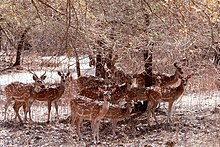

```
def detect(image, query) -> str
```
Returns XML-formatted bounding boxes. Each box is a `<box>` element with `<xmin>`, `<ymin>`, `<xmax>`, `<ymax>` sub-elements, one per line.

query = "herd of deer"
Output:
<box><xmin>2</xmin><ymin>58</ymin><xmax>191</xmax><ymax>144</ymax></box>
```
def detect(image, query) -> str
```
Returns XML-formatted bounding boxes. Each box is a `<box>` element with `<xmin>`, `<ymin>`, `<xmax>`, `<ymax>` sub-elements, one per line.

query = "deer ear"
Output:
<box><xmin>33</xmin><ymin>74</ymin><xmax>38</xmax><ymax>81</ymax></box>
<box><xmin>174</xmin><ymin>62</ymin><xmax>178</xmax><ymax>67</ymax></box>
<box><xmin>41</xmin><ymin>75</ymin><xmax>47</xmax><ymax>80</ymax></box>
<box><xmin>58</xmin><ymin>71</ymin><xmax>62</xmax><ymax>76</ymax></box>
<box><xmin>66</xmin><ymin>72</ymin><xmax>70</xmax><ymax>77</ymax></box>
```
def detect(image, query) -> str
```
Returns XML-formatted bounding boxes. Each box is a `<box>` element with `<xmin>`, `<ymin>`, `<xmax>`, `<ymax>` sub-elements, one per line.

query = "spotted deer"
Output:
<box><xmin>76</xmin><ymin>75</ymin><xmax>105</xmax><ymax>91</ymax></box>
<box><xmin>13</xmin><ymin>71</ymin><xmax>70</xmax><ymax>123</ymax></box>
<box><xmin>70</xmin><ymin>87</ymin><xmax>115</xmax><ymax>144</ymax></box>
<box><xmin>133</xmin><ymin>62</ymin><xmax>183</xmax><ymax>87</ymax></box>
<box><xmin>75</xmin><ymin>73</ymin><xmax>131</xmax><ymax>104</ymax></box>
<box><xmin>74</xmin><ymin>75</ymin><xmax>105</xmax><ymax>99</ymax></box>
<box><xmin>13</xmin><ymin>101</ymin><xmax>26</xmax><ymax>121</ymax></box>
<box><xmin>104</xmin><ymin>102</ymin><xmax>133</xmax><ymax>136</ymax></box>
<box><xmin>4</xmin><ymin>72</ymin><xmax>47</xmax><ymax>123</ymax></box>
<box><xmin>145</xmin><ymin>75</ymin><xmax>191</xmax><ymax>125</ymax></box>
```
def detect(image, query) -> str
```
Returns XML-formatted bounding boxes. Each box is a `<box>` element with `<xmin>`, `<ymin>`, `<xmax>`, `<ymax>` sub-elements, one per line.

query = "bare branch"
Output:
<box><xmin>37</xmin><ymin>0</ymin><xmax>66</xmax><ymax>16</ymax></box>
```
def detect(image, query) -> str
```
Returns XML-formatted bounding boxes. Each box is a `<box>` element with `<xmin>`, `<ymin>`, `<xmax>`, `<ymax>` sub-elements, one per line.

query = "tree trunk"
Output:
<box><xmin>213</xmin><ymin>44</ymin><xmax>220</xmax><ymax>66</ymax></box>
<box><xmin>95</xmin><ymin>53</ymin><xmax>102</xmax><ymax>76</ymax></box>
<box><xmin>0</xmin><ymin>26</ymin><xmax>2</xmax><ymax>51</ymax></box>
<box><xmin>144</xmin><ymin>50</ymin><xmax>153</xmax><ymax>86</ymax></box>
<box><xmin>133</xmin><ymin>49</ymin><xmax>153</xmax><ymax>113</ymax></box>
<box><xmin>13</xmin><ymin>28</ymin><xmax>30</xmax><ymax>67</ymax></box>
<box><xmin>73</xmin><ymin>47</ymin><xmax>81</xmax><ymax>78</ymax></box>
<box><xmin>141</xmin><ymin>49</ymin><xmax>152</xmax><ymax>111</ymax></box>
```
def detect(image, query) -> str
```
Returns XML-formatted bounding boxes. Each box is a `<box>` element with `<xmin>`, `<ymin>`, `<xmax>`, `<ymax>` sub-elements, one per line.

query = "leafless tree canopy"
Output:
<box><xmin>0</xmin><ymin>0</ymin><xmax>219</xmax><ymax>86</ymax></box>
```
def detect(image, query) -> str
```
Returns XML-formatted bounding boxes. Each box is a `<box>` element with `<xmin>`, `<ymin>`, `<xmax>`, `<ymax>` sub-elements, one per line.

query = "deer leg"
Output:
<box><xmin>152</xmin><ymin>110</ymin><xmax>158</xmax><ymax>125</ymax></box>
<box><xmin>75</xmin><ymin>117</ymin><xmax>82</xmax><ymax>141</ymax></box>
<box><xmin>24</xmin><ymin>100</ymin><xmax>30</xmax><ymax>122</ymax></box>
<box><xmin>4</xmin><ymin>97</ymin><xmax>12</xmax><ymax>120</ymax></box>
<box><xmin>13</xmin><ymin>101</ymin><xmax>23</xmax><ymax>121</ymax></box>
<box><xmin>70</xmin><ymin>110</ymin><xmax>76</xmax><ymax>127</ymax></box>
<box><xmin>13</xmin><ymin>101</ymin><xmax>19</xmax><ymax>121</ymax></box>
<box><xmin>28</xmin><ymin>100</ymin><xmax>34</xmax><ymax>122</ymax></box>
<box><xmin>167</xmin><ymin>101</ymin><xmax>174</xmax><ymax>124</ymax></box>
<box><xmin>16</xmin><ymin>110</ymin><xmax>23</xmax><ymax>124</ymax></box>
<box><xmin>13</xmin><ymin>101</ymin><xmax>23</xmax><ymax>123</ymax></box>
<box><xmin>152</xmin><ymin>102</ymin><xmax>159</xmax><ymax>125</ymax></box>
<box><xmin>54</xmin><ymin>100</ymin><xmax>59</xmax><ymax>120</ymax></box>
<box><xmin>91</xmin><ymin>120</ymin><xmax>94</xmax><ymax>134</ymax></box>
<box><xmin>92</xmin><ymin>120</ymin><xmax>98</xmax><ymax>144</ymax></box>
<box><xmin>22</xmin><ymin>103</ymin><xmax>26</xmax><ymax>117</ymax></box>
<box><xmin>96</xmin><ymin>121</ymin><xmax>101</xmax><ymax>143</ymax></box>
<box><xmin>112</xmin><ymin>120</ymin><xmax>117</xmax><ymax>136</ymax></box>
<box><xmin>146</xmin><ymin>101</ymin><xmax>153</xmax><ymax>126</ymax></box>
<box><xmin>47</xmin><ymin>101</ymin><xmax>52</xmax><ymax>123</ymax></box>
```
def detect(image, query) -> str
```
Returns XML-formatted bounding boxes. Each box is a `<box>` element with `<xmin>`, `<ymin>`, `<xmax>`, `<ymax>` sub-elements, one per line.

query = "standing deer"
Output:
<box><xmin>74</xmin><ymin>73</ymin><xmax>131</xmax><ymax>104</ymax></box>
<box><xmin>104</xmin><ymin>102</ymin><xmax>133</xmax><ymax>136</ymax></box>
<box><xmin>133</xmin><ymin>62</ymin><xmax>183</xmax><ymax>87</ymax></box>
<box><xmin>4</xmin><ymin>72</ymin><xmax>47</xmax><ymax>123</ymax></box>
<box><xmin>70</xmin><ymin>87</ymin><xmax>115</xmax><ymax>144</ymax></box>
<box><xmin>145</xmin><ymin>75</ymin><xmax>191</xmax><ymax>125</ymax></box>
<box><xmin>13</xmin><ymin>100</ymin><xmax>26</xmax><ymax>121</ymax></box>
<box><xmin>13</xmin><ymin>71</ymin><xmax>70</xmax><ymax>123</ymax></box>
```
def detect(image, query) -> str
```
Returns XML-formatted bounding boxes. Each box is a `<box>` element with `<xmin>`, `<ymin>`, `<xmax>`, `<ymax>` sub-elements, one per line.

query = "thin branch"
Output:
<box><xmin>191</xmin><ymin>0</ymin><xmax>215</xmax><ymax>45</ymax></box>
<box><xmin>0</xmin><ymin>26</ymin><xmax>16</xmax><ymax>49</ymax></box>
<box><xmin>159</xmin><ymin>2</ymin><xmax>185</xmax><ymax>29</ymax></box>
<box><xmin>31</xmin><ymin>0</ymin><xmax>43</xmax><ymax>24</ymax></box>
<box><xmin>142</xmin><ymin>0</ymin><xmax>169</xmax><ymax>29</ymax></box>
<box><xmin>37</xmin><ymin>0</ymin><xmax>66</xmax><ymax>16</ymax></box>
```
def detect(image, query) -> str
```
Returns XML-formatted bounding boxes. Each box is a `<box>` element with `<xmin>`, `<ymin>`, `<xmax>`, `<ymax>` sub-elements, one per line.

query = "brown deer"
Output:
<box><xmin>133</xmin><ymin>62</ymin><xmax>183</xmax><ymax>87</ymax></box>
<box><xmin>13</xmin><ymin>101</ymin><xmax>26</xmax><ymax>121</ymax></box>
<box><xmin>76</xmin><ymin>75</ymin><xmax>105</xmax><ymax>91</ymax></box>
<box><xmin>70</xmin><ymin>87</ymin><xmax>115</xmax><ymax>144</ymax></box>
<box><xmin>4</xmin><ymin>72</ymin><xmax>47</xmax><ymax>123</ymax></box>
<box><xmin>78</xmin><ymin>82</ymin><xmax>130</xmax><ymax>104</ymax></box>
<box><xmin>145</xmin><ymin>75</ymin><xmax>191</xmax><ymax>125</ymax></box>
<box><xmin>104</xmin><ymin>102</ymin><xmax>133</xmax><ymax>136</ymax></box>
<box><xmin>13</xmin><ymin>71</ymin><xmax>70</xmax><ymax>123</ymax></box>
<box><xmin>74</xmin><ymin>73</ymin><xmax>131</xmax><ymax>104</ymax></box>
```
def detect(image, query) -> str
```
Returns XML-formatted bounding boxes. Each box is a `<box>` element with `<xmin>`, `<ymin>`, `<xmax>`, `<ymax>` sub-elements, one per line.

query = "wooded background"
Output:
<box><xmin>0</xmin><ymin>0</ymin><xmax>219</xmax><ymax>82</ymax></box>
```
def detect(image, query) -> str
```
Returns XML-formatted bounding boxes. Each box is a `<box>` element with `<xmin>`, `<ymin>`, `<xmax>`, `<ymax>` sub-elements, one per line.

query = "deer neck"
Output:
<box><xmin>31</xmin><ymin>83</ymin><xmax>42</xmax><ymax>93</ymax></box>
<box><xmin>99</xmin><ymin>95</ymin><xmax>110</xmax><ymax>117</ymax></box>
<box><xmin>161</xmin><ymin>79</ymin><xmax>185</xmax><ymax>101</ymax></box>
<box><xmin>170</xmin><ymin>70</ymin><xmax>178</xmax><ymax>82</ymax></box>
<box><xmin>172</xmin><ymin>79</ymin><xmax>185</xmax><ymax>98</ymax></box>
<box><xmin>56</xmin><ymin>81</ymin><xmax>66</xmax><ymax>96</ymax></box>
<box><xmin>30</xmin><ymin>84</ymin><xmax>41</xmax><ymax>98</ymax></box>
<box><xmin>123</xmin><ymin>105</ymin><xmax>132</xmax><ymax>116</ymax></box>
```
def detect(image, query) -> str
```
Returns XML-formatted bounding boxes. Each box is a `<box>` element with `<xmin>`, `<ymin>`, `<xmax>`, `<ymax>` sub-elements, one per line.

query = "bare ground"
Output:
<box><xmin>0</xmin><ymin>61</ymin><xmax>219</xmax><ymax>146</ymax></box>
<box><xmin>0</xmin><ymin>92</ymin><xmax>220</xmax><ymax>147</ymax></box>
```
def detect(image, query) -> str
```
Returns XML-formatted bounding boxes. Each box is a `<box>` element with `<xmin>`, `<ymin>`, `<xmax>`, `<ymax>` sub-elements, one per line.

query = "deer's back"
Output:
<box><xmin>5</xmin><ymin>82</ymin><xmax>32</xmax><ymax>98</ymax></box>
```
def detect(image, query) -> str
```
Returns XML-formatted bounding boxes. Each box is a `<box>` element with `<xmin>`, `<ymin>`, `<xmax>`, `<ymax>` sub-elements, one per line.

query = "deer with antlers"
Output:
<box><xmin>70</xmin><ymin>87</ymin><xmax>115</xmax><ymax>144</ymax></box>
<box><xmin>4</xmin><ymin>72</ymin><xmax>47</xmax><ymax>123</ymax></box>
<box><xmin>145</xmin><ymin>74</ymin><xmax>191</xmax><ymax>125</ymax></box>
<box><xmin>12</xmin><ymin>71</ymin><xmax>70</xmax><ymax>123</ymax></box>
